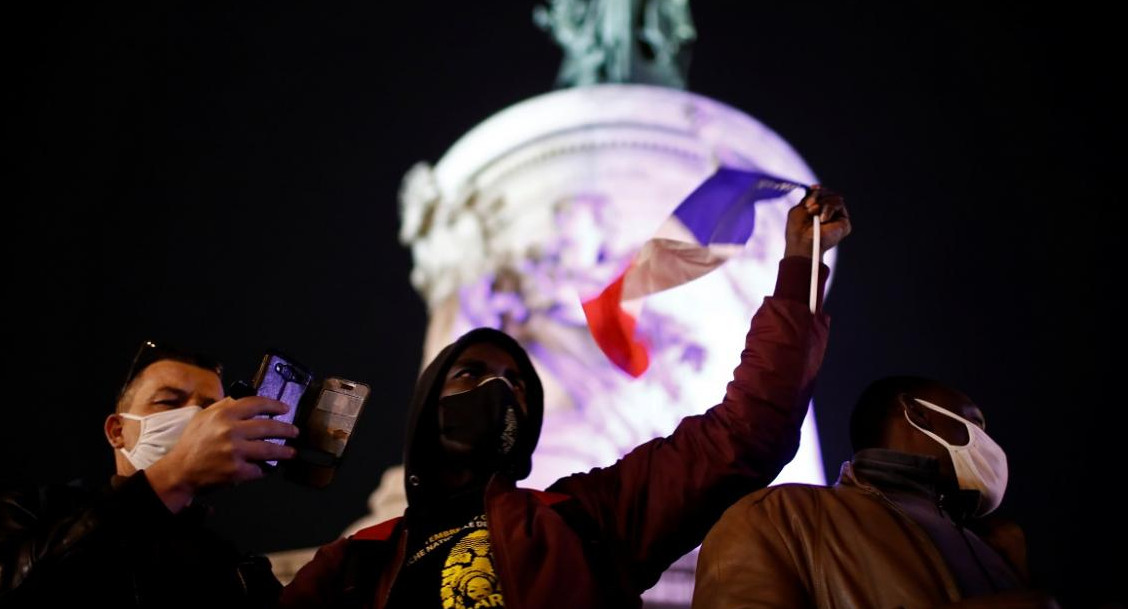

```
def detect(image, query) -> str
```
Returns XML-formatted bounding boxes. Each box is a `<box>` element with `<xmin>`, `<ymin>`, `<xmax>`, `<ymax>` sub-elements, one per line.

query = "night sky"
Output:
<box><xmin>2</xmin><ymin>2</ymin><xmax>1121</xmax><ymax>607</ymax></box>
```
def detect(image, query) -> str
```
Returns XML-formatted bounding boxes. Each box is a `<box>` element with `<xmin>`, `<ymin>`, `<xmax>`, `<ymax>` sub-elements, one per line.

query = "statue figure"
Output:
<box><xmin>534</xmin><ymin>0</ymin><xmax>696</xmax><ymax>89</ymax></box>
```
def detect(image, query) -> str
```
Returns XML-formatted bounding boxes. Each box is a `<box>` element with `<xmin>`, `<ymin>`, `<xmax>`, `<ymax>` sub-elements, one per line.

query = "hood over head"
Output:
<box><xmin>401</xmin><ymin>327</ymin><xmax>544</xmax><ymax>504</ymax></box>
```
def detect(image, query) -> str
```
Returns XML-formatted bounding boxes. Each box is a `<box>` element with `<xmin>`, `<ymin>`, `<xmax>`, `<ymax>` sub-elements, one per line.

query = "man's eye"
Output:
<box><xmin>504</xmin><ymin>374</ymin><xmax>525</xmax><ymax>391</ymax></box>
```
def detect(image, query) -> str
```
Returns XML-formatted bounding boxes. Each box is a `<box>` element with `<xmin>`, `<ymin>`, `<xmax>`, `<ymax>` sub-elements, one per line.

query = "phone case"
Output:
<box><xmin>304</xmin><ymin>377</ymin><xmax>371</xmax><ymax>459</ymax></box>
<box><xmin>251</xmin><ymin>349</ymin><xmax>313</xmax><ymax>466</ymax></box>
<box><xmin>285</xmin><ymin>376</ymin><xmax>371</xmax><ymax>488</ymax></box>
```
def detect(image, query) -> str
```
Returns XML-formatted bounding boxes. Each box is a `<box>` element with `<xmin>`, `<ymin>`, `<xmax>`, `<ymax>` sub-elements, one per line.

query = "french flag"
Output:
<box><xmin>581</xmin><ymin>166</ymin><xmax>809</xmax><ymax>377</ymax></box>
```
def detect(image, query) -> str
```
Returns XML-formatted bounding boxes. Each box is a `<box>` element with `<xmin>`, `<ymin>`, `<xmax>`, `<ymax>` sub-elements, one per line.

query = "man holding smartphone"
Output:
<box><xmin>0</xmin><ymin>340</ymin><xmax>300</xmax><ymax>608</ymax></box>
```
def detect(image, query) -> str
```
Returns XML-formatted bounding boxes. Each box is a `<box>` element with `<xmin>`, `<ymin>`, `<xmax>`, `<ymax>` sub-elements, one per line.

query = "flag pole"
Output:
<box><xmin>809</xmin><ymin>215</ymin><xmax>820</xmax><ymax>314</ymax></box>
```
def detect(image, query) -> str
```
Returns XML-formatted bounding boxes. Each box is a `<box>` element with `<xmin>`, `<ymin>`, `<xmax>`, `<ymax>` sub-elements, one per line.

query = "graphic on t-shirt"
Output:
<box><xmin>440</xmin><ymin>528</ymin><xmax>505</xmax><ymax>609</ymax></box>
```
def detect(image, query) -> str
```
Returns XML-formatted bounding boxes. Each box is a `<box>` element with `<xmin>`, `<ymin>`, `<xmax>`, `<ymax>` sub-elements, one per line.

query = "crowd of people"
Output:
<box><xmin>1</xmin><ymin>187</ymin><xmax>1064</xmax><ymax>608</ymax></box>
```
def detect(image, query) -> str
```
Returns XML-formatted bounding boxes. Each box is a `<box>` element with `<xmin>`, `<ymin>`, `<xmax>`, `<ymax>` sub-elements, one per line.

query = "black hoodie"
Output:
<box><xmin>384</xmin><ymin>328</ymin><xmax>546</xmax><ymax>608</ymax></box>
<box><xmin>399</xmin><ymin>327</ymin><xmax>545</xmax><ymax>508</ymax></box>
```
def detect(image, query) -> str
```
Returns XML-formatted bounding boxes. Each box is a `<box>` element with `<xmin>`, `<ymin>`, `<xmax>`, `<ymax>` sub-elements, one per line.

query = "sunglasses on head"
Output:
<box><xmin>117</xmin><ymin>340</ymin><xmax>224</xmax><ymax>403</ymax></box>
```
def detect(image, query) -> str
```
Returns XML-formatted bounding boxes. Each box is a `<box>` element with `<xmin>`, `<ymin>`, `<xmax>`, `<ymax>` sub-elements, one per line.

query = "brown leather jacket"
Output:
<box><xmin>693</xmin><ymin>458</ymin><xmax>1060</xmax><ymax>609</ymax></box>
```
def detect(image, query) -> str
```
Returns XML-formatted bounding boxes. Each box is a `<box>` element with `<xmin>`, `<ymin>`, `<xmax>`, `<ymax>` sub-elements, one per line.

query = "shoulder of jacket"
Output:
<box><xmin>732</xmin><ymin>482</ymin><xmax>832</xmax><ymax>511</ymax></box>
<box><xmin>528</xmin><ymin>489</ymin><xmax>571</xmax><ymax>506</ymax></box>
<box><xmin>348</xmin><ymin>490</ymin><xmax>572</xmax><ymax>543</ymax></box>
<box><xmin>349</xmin><ymin>516</ymin><xmax>403</xmax><ymax>542</ymax></box>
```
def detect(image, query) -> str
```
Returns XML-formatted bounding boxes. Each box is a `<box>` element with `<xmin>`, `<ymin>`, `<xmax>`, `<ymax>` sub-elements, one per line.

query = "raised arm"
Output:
<box><xmin>548</xmin><ymin>188</ymin><xmax>851</xmax><ymax>590</ymax></box>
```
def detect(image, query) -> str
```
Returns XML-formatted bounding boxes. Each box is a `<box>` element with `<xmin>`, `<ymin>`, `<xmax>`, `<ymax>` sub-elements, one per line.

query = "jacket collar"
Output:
<box><xmin>838</xmin><ymin>448</ymin><xmax>979</xmax><ymax>525</ymax></box>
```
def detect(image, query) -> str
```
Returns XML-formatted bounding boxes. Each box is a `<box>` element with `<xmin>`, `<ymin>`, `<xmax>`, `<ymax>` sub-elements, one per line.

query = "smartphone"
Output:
<box><xmin>251</xmin><ymin>350</ymin><xmax>313</xmax><ymax>467</ymax></box>
<box><xmin>286</xmin><ymin>376</ymin><xmax>371</xmax><ymax>487</ymax></box>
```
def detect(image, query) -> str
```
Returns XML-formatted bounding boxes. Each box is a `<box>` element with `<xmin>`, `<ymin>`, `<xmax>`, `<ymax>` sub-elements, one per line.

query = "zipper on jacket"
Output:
<box><xmin>957</xmin><ymin>523</ymin><xmax>1001</xmax><ymax>593</ymax></box>
<box><xmin>381</xmin><ymin>529</ymin><xmax>408</xmax><ymax>609</ymax></box>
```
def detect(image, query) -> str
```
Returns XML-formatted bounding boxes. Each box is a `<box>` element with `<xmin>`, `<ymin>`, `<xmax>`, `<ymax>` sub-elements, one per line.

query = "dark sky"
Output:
<box><xmin>2</xmin><ymin>2</ymin><xmax>1121</xmax><ymax>607</ymax></box>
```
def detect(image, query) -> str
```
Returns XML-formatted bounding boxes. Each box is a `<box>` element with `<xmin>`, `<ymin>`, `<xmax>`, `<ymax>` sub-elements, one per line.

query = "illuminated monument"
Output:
<box><xmin>274</xmin><ymin>1</ymin><xmax>839</xmax><ymax>606</ymax></box>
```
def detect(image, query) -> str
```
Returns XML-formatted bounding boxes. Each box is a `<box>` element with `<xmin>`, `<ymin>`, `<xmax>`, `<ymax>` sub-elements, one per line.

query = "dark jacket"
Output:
<box><xmin>692</xmin><ymin>449</ymin><xmax>1060</xmax><ymax>609</ymax></box>
<box><xmin>0</xmin><ymin>471</ymin><xmax>281</xmax><ymax>608</ymax></box>
<box><xmin>280</xmin><ymin>257</ymin><xmax>830</xmax><ymax>609</ymax></box>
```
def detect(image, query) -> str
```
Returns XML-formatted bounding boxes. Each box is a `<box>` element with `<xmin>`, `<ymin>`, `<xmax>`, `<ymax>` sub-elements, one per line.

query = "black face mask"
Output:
<box><xmin>437</xmin><ymin>377</ymin><xmax>524</xmax><ymax>467</ymax></box>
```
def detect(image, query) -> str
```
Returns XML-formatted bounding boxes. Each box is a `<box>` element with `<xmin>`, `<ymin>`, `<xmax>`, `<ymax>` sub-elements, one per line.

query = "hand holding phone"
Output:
<box><xmin>250</xmin><ymin>350</ymin><xmax>312</xmax><ymax>468</ymax></box>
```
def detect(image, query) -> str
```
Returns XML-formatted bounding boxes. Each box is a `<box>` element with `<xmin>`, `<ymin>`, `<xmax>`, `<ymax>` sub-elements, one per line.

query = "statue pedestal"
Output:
<box><xmin>272</xmin><ymin>83</ymin><xmax>836</xmax><ymax>608</ymax></box>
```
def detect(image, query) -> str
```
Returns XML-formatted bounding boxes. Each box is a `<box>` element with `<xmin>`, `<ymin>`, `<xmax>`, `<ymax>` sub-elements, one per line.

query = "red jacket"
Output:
<box><xmin>280</xmin><ymin>258</ymin><xmax>830</xmax><ymax>609</ymax></box>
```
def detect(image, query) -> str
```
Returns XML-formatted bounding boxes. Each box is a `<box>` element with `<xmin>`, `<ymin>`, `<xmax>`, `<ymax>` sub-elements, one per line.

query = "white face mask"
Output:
<box><xmin>119</xmin><ymin>406</ymin><xmax>202</xmax><ymax>470</ymax></box>
<box><xmin>904</xmin><ymin>398</ymin><xmax>1008</xmax><ymax>517</ymax></box>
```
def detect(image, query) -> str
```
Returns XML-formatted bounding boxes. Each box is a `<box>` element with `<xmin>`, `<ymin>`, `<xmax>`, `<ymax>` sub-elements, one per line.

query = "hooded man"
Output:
<box><xmin>280</xmin><ymin>186</ymin><xmax>851</xmax><ymax>609</ymax></box>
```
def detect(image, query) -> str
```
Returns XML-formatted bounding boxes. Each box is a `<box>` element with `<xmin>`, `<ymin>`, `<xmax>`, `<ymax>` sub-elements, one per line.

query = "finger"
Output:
<box><xmin>814</xmin><ymin>187</ymin><xmax>840</xmax><ymax>203</ymax></box>
<box><xmin>800</xmin><ymin>183</ymin><xmax>818</xmax><ymax>203</ymax></box>
<box><xmin>240</xmin><ymin>439</ymin><xmax>298</xmax><ymax>464</ymax></box>
<box><xmin>821</xmin><ymin>199</ymin><xmax>840</xmax><ymax>222</ymax></box>
<box><xmin>803</xmin><ymin>184</ymin><xmax>822</xmax><ymax>212</ymax></box>
<box><xmin>227</xmin><ymin>396</ymin><xmax>294</xmax><ymax>419</ymax></box>
<box><xmin>815</xmin><ymin>190</ymin><xmax>845</xmax><ymax>222</ymax></box>
<box><xmin>826</xmin><ymin>202</ymin><xmax>849</xmax><ymax>224</ymax></box>
<box><xmin>240</xmin><ymin>418</ymin><xmax>300</xmax><ymax>441</ymax></box>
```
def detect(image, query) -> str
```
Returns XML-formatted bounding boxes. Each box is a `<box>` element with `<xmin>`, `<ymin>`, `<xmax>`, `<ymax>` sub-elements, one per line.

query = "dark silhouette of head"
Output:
<box><xmin>850</xmin><ymin>375</ymin><xmax>986</xmax><ymax>485</ymax></box>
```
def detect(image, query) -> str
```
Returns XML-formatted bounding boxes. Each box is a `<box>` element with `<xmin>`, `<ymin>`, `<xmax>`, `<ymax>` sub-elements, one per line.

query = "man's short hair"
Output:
<box><xmin>115</xmin><ymin>340</ymin><xmax>224</xmax><ymax>412</ymax></box>
<box><xmin>849</xmin><ymin>375</ymin><xmax>940</xmax><ymax>452</ymax></box>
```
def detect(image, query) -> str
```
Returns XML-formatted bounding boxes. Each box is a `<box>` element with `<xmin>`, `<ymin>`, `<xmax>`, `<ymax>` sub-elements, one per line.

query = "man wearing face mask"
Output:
<box><xmin>279</xmin><ymin>187</ymin><xmax>851</xmax><ymax>609</ymax></box>
<box><xmin>0</xmin><ymin>340</ymin><xmax>300</xmax><ymax>608</ymax></box>
<box><xmin>692</xmin><ymin>375</ymin><xmax>1062</xmax><ymax>609</ymax></box>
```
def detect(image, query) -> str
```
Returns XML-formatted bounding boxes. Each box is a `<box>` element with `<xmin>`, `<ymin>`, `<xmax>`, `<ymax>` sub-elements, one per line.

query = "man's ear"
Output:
<box><xmin>898</xmin><ymin>393</ymin><xmax>931</xmax><ymax>430</ymax></box>
<box><xmin>105</xmin><ymin>413</ymin><xmax>125</xmax><ymax>449</ymax></box>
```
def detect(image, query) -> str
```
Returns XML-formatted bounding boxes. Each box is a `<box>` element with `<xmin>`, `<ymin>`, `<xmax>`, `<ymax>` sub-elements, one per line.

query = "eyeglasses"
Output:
<box><xmin>116</xmin><ymin>340</ymin><xmax>224</xmax><ymax>404</ymax></box>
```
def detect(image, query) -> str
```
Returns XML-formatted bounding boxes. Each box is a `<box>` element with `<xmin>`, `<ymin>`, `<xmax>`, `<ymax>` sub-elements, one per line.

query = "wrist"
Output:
<box><xmin>774</xmin><ymin>256</ymin><xmax>828</xmax><ymax>306</ymax></box>
<box><xmin>783</xmin><ymin>245</ymin><xmax>816</xmax><ymax>259</ymax></box>
<box><xmin>143</xmin><ymin>459</ymin><xmax>196</xmax><ymax>514</ymax></box>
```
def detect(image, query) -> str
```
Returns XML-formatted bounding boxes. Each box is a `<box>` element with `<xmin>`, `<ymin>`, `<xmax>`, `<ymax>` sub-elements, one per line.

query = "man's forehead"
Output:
<box><xmin>917</xmin><ymin>387</ymin><xmax>985</xmax><ymax>426</ymax></box>
<box><xmin>956</xmin><ymin>403</ymin><xmax>985</xmax><ymax>422</ymax></box>
<box><xmin>454</xmin><ymin>343</ymin><xmax>519</xmax><ymax>367</ymax></box>
<box><xmin>134</xmin><ymin>359</ymin><xmax>223</xmax><ymax>390</ymax></box>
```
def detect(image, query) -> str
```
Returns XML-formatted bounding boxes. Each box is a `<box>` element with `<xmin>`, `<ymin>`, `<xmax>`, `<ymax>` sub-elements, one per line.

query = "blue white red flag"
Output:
<box><xmin>581</xmin><ymin>166</ymin><xmax>809</xmax><ymax>377</ymax></box>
